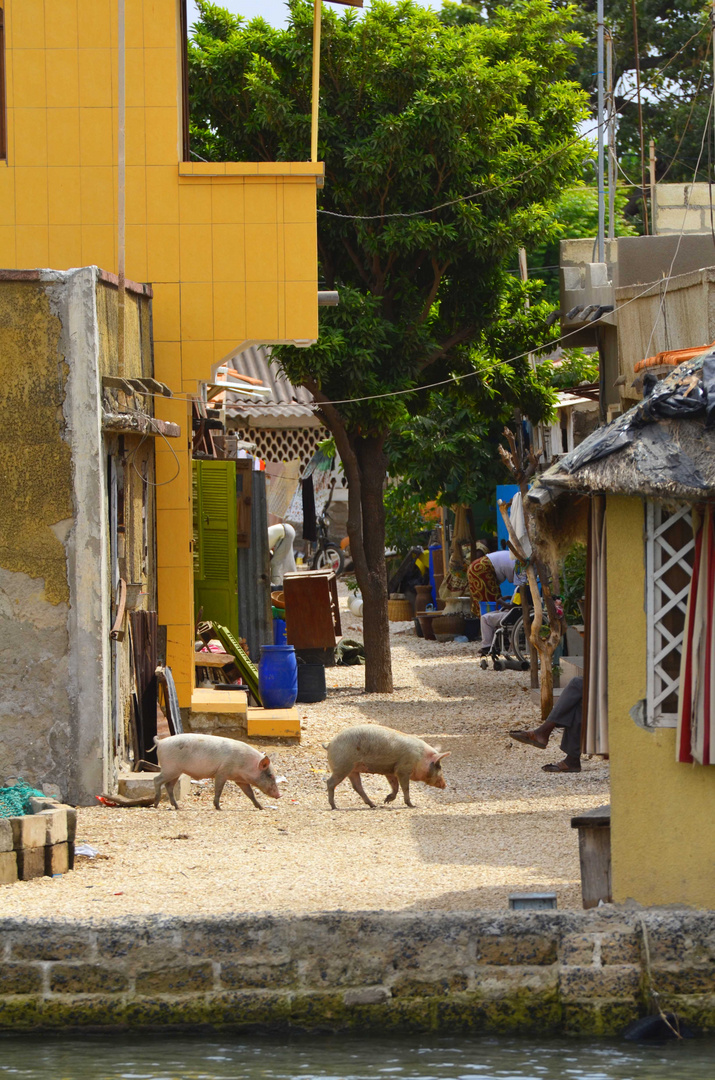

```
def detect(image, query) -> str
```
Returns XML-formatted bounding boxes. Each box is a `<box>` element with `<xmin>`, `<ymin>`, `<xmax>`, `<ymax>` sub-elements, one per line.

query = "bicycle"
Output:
<box><xmin>310</xmin><ymin>480</ymin><xmax>344</xmax><ymax>575</ymax></box>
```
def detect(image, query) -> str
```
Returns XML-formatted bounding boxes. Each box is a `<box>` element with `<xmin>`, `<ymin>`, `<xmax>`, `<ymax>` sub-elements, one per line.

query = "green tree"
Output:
<box><xmin>189</xmin><ymin>0</ymin><xmax>589</xmax><ymax>691</ymax></box>
<box><xmin>449</xmin><ymin>1</ymin><xmax>711</xmax><ymax>191</ymax></box>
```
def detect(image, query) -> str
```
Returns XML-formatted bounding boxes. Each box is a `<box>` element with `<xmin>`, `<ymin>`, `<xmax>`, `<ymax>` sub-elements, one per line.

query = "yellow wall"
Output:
<box><xmin>0</xmin><ymin>0</ymin><xmax>320</xmax><ymax>704</ymax></box>
<box><xmin>607</xmin><ymin>494</ymin><xmax>715</xmax><ymax>907</ymax></box>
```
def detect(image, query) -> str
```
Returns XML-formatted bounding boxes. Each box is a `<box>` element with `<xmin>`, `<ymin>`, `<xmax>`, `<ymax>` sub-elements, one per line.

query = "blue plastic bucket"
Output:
<box><xmin>273</xmin><ymin>618</ymin><xmax>287</xmax><ymax>646</ymax></box>
<box><xmin>258</xmin><ymin>645</ymin><xmax>298</xmax><ymax>709</ymax></box>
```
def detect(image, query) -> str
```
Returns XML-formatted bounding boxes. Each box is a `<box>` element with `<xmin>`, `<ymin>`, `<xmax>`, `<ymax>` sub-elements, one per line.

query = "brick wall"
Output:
<box><xmin>1</xmin><ymin>910</ymin><xmax>714</xmax><ymax>1034</ymax></box>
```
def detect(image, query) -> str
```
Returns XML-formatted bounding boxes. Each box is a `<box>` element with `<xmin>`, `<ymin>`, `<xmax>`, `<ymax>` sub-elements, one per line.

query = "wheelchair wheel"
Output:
<box><xmin>510</xmin><ymin>612</ymin><xmax>549</xmax><ymax>663</ymax></box>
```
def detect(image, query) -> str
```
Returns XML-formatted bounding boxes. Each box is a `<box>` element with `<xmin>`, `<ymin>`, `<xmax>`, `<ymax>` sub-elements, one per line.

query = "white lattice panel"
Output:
<box><xmin>231</xmin><ymin>424</ymin><xmax>328</xmax><ymax>473</ymax></box>
<box><xmin>646</xmin><ymin>501</ymin><xmax>695</xmax><ymax>726</ymax></box>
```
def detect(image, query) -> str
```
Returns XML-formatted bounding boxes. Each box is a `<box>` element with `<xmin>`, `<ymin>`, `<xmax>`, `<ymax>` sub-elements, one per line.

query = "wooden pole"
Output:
<box><xmin>649</xmin><ymin>138</ymin><xmax>657</xmax><ymax>235</ymax></box>
<box><xmin>310</xmin><ymin>0</ymin><xmax>322</xmax><ymax>163</ymax></box>
<box><xmin>117</xmin><ymin>0</ymin><xmax>126</xmax><ymax>376</ymax></box>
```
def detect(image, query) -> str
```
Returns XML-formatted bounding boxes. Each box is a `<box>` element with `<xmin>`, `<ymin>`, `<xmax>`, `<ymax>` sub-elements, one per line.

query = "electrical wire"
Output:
<box><xmin>657</xmin><ymin>33</ymin><xmax>710</xmax><ymax>184</ymax></box>
<box><xmin>315</xmin><ymin>25</ymin><xmax>709</xmax><ymax>222</ymax></box>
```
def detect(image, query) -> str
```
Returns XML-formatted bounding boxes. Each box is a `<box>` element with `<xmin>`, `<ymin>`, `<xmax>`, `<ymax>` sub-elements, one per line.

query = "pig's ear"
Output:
<box><xmin>434</xmin><ymin>751</ymin><xmax>451</xmax><ymax>763</ymax></box>
<box><xmin>259</xmin><ymin>754</ymin><xmax>271</xmax><ymax>770</ymax></box>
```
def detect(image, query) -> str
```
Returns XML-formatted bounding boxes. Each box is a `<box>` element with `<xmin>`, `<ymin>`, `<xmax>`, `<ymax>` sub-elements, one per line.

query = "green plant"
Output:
<box><xmin>384</xmin><ymin>483</ymin><xmax>433</xmax><ymax>560</ymax></box>
<box><xmin>561</xmin><ymin>542</ymin><xmax>587</xmax><ymax>626</ymax></box>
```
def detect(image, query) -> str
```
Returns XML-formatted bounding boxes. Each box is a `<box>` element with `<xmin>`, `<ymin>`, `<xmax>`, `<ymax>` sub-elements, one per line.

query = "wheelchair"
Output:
<box><xmin>478</xmin><ymin>603</ymin><xmax>530</xmax><ymax>671</ymax></box>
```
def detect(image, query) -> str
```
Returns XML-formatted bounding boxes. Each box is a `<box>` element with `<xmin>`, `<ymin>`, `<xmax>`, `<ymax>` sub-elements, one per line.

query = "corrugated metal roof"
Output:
<box><xmin>222</xmin><ymin>345</ymin><xmax>315</xmax><ymax>421</ymax></box>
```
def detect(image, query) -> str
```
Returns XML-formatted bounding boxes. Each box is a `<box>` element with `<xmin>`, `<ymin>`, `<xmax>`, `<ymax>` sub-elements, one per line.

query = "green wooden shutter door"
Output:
<box><xmin>193</xmin><ymin>460</ymin><xmax>239</xmax><ymax>640</ymax></box>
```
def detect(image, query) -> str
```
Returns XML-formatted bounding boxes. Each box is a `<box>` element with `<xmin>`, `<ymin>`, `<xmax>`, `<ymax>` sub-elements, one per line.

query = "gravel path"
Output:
<box><xmin>3</xmin><ymin>588</ymin><xmax>609</xmax><ymax>917</ymax></box>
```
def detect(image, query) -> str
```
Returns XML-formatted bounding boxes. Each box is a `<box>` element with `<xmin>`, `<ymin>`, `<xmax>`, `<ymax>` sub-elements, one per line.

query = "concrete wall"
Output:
<box><xmin>606</xmin><ymin>495</ymin><xmax>715</xmax><ymax>908</ymax></box>
<box><xmin>615</xmin><ymin>266</ymin><xmax>715</xmax><ymax>406</ymax></box>
<box><xmin>1</xmin><ymin>909</ymin><xmax>715</xmax><ymax>1034</ymax></box>
<box><xmin>0</xmin><ymin>268</ymin><xmax>156</xmax><ymax>802</ymax></box>
<box><xmin>654</xmin><ymin>183</ymin><xmax>715</xmax><ymax>235</ymax></box>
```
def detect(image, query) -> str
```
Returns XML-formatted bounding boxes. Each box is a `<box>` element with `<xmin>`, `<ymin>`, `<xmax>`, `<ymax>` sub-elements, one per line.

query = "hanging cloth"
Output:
<box><xmin>302</xmin><ymin>475</ymin><xmax>317</xmax><ymax>542</ymax></box>
<box><xmin>583</xmin><ymin>496</ymin><xmax>609</xmax><ymax>755</ymax></box>
<box><xmin>677</xmin><ymin>506</ymin><xmax>715</xmax><ymax>764</ymax></box>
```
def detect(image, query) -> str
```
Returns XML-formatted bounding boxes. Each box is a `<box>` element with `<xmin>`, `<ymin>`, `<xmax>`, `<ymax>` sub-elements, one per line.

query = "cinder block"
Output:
<box><xmin>0</xmin><ymin>819</ymin><xmax>13</xmax><ymax>853</ymax></box>
<box><xmin>39</xmin><ymin>808</ymin><xmax>68</xmax><ymax>845</ymax></box>
<box><xmin>11</xmin><ymin>814</ymin><xmax>46</xmax><ymax>850</ymax></box>
<box><xmin>118</xmin><ymin>772</ymin><xmax>190</xmax><ymax>803</ymax></box>
<box><xmin>17</xmin><ymin>846</ymin><xmax>46</xmax><ymax>881</ymax></box>
<box><xmin>246</xmin><ymin>707</ymin><xmax>301</xmax><ymax>740</ymax></box>
<box><xmin>66</xmin><ymin>808</ymin><xmax>78</xmax><ymax>844</ymax></box>
<box><xmin>0</xmin><ymin>850</ymin><xmax>18</xmax><ymax>884</ymax></box>
<box><xmin>45</xmin><ymin>842</ymin><xmax>70</xmax><ymax>876</ymax></box>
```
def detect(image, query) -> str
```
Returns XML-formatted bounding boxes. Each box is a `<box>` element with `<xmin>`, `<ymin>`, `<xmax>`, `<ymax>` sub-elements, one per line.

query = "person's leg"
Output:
<box><xmin>542</xmin><ymin>678</ymin><xmax>584</xmax><ymax>772</ymax></box>
<box><xmin>479</xmin><ymin>609</ymin><xmax>505</xmax><ymax>651</ymax></box>
<box><xmin>509</xmin><ymin>677</ymin><xmax>584</xmax><ymax>751</ymax></box>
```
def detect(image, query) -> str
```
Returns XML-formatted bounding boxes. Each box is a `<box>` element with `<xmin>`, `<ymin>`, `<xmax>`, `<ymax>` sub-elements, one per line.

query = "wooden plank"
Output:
<box><xmin>577</xmin><ymin>826</ymin><xmax>612</xmax><ymax>909</ymax></box>
<box><xmin>570</xmin><ymin>803</ymin><xmax>611</xmax><ymax>828</ymax></box>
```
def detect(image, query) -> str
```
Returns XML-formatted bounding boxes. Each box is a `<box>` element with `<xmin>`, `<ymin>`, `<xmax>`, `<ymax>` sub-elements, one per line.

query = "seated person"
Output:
<box><xmin>268</xmin><ymin>522</ymin><xmax>297</xmax><ymax>587</ymax></box>
<box><xmin>508</xmin><ymin>676</ymin><xmax>584</xmax><ymax>774</ymax></box>
<box><xmin>467</xmin><ymin>547</ymin><xmax>526</xmax><ymax>612</ymax></box>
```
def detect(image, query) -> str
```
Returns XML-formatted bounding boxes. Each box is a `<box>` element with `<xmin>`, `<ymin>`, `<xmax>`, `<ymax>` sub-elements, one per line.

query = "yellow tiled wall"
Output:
<box><xmin>0</xmin><ymin>0</ymin><xmax>321</xmax><ymax>705</ymax></box>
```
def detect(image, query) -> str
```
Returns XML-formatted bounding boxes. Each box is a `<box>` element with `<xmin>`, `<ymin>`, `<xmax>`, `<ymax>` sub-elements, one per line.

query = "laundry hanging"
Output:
<box><xmin>676</xmin><ymin>506</ymin><xmax>715</xmax><ymax>765</ymax></box>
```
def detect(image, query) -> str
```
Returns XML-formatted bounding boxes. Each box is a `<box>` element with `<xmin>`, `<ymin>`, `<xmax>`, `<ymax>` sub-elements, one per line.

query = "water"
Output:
<box><xmin>1</xmin><ymin>1033</ymin><xmax>715</xmax><ymax>1080</ymax></box>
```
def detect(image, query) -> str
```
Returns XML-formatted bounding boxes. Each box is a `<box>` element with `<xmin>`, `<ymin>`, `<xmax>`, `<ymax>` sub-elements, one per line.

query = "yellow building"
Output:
<box><xmin>0</xmin><ymin>0</ymin><xmax>321</xmax><ymax>707</ymax></box>
<box><xmin>533</xmin><ymin>357</ymin><xmax>715</xmax><ymax>907</ymax></box>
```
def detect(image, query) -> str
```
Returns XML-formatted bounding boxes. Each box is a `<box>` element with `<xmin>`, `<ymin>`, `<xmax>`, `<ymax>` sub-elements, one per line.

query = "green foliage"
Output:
<box><xmin>561</xmin><ymin>541</ymin><xmax>587</xmax><ymax>626</ymax></box>
<box><xmin>383</xmin><ymin>484</ymin><xmax>434</xmax><ymax>558</ymax></box>
<box><xmin>541</xmin><ymin>348</ymin><xmax>599</xmax><ymax>389</ymax></box>
<box><xmin>454</xmin><ymin>1</ymin><xmax>711</xmax><ymax>190</ymax></box>
<box><xmin>189</xmin><ymin>0</ymin><xmax>590</xmax><ymax>437</ymax></box>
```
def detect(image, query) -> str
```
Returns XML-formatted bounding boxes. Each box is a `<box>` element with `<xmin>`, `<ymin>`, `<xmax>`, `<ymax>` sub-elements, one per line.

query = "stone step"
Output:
<box><xmin>118</xmin><ymin>772</ymin><xmax>190</xmax><ymax>804</ymax></box>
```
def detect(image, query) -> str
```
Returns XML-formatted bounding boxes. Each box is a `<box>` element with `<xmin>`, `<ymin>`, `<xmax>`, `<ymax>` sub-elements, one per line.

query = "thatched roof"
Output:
<box><xmin>534</xmin><ymin>352</ymin><xmax>715</xmax><ymax>502</ymax></box>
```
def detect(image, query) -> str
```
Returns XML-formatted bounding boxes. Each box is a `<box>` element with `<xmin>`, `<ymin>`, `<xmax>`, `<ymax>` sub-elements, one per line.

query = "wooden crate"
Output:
<box><xmin>283</xmin><ymin>570</ymin><xmax>341</xmax><ymax>650</ymax></box>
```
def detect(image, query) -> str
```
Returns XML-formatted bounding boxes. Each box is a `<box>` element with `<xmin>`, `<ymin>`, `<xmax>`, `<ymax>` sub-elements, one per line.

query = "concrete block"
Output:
<box><xmin>66</xmin><ymin>807</ymin><xmax>78</xmax><ymax>844</ymax></box>
<box><xmin>17</xmin><ymin>846</ymin><xmax>46</xmax><ymax>881</ymax></box>
<box><xmin>475</xmin><ymin>935</ymin><xmax>558</xmax><ymax>966</ymax></box>
<box><xmin>45</xmin><ymin>842</ymin><xmax>70</xmax><ymax>876</ymax></box>
<box><xmin>0</xmin><ymin>850</ymin><xmax>18</xmax><ymax>884</ymax></box>
<box><xmin>0</xmin><ymin>819</ymin><xmax>13</xmax><ymax>853</ymax></box>
<box><xmin>246</xmin><ymin>706</ymin><xmax>301</xmax><ymax>740</ymax></box>
<box><xmin>118</xmin><ymin>772</ymin><xmax>190</xmax><ymax>803</ymax></box>
<box><xmin>10</xmin><ymin>814</ymin><xmax>46</xmax><ymax>850</ymax></box>
<box><xmin>186</xmin><ymin>711</ymin><xmax>247</xmax><ymax>736</ymax></box>
<box><xmin>39</xmin><ymin>808</ymin><xmax>68</xmax><ymax>844</ymax></box>
<box><xmin>344</xmin><ymin>986</ymin><xmax>392</xmax><ymax>1006</ymax></box>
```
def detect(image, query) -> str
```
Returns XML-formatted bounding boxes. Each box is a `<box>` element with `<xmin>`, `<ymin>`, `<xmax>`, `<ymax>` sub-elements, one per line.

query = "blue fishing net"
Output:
<box><xmin>0</xmin><ymin>779</ymin><xmax>45</xmax><ymax>818</ymax></box>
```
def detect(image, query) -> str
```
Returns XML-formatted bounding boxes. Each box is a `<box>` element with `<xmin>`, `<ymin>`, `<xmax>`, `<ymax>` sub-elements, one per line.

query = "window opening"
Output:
<box><xmin>180</xmin><ymin>0</ymin><xmax>190</xmax><ymax>161</ymax></box>
<box><xmin>645</xmin><ymin>501</ymin><xmax>695</xmax><ymax>726</ymax></box>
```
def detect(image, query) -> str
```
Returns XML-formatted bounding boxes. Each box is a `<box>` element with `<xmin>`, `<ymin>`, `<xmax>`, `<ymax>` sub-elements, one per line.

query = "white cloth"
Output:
<box><xmin>487</xmin><ymin>549</ymin><xmax>526</xmax><ymax>586</ymax></box>
<box><xmin>509</xmin><ymin>491</ymin><xmax>533</xmax><ymax>558</ymax></box>
<box><xmin>480</xmin><ymin>608</ymin><xmax>509</xmax><ymax>648</ymax></box>
<box><xmin>268</xmin><ymin>523</ymin><xmax>297</xmax><ymax>586</ymax></box>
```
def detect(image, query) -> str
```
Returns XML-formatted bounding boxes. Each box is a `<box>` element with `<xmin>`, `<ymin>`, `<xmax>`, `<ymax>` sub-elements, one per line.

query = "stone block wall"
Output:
<box><xmin>1</xmin><ymin>910</ymin><xmax>715</xmax><ymax>1034</ymax></box>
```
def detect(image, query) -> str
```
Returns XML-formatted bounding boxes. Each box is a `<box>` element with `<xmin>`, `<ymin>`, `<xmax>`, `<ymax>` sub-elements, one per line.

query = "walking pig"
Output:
<box><xmin>325</xmin><ymin>723</ymin><xmax>450</xmax><ymax>809</ymax></box>
<box><xmin>153</xmin><ymin>734</ymin><xmax>281</xmax><ymax>810</ymax></box>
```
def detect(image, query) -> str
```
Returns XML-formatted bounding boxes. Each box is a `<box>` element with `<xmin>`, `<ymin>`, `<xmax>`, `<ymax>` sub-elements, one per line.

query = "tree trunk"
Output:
<box><xmin>311</xmin><ymin>385</ymin><xmax>393</xmax><ymax>694</ymax></box>
<box><xmin>355</xmin><ymin>434</ymin><xmax>393</xmax><ymax>693</ymax></box>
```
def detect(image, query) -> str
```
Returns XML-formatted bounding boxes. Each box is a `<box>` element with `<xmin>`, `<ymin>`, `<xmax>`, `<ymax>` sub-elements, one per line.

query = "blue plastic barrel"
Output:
<box><xmin>273</xmin><ymin>618</ymin><xmax>287</xmax><ymax>646</ymax></box>
<box><xmin>258</xmin><ymin>644</ymin><xmax>298</xmax><ymax>709</ymax></box>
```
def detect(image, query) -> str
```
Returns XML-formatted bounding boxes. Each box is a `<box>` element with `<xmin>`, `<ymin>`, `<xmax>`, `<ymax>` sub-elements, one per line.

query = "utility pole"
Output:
<box><xmin>606</xmin><ymin>29</ymin><xmax>616</xmax><ymax>240</ymax></box>
<box><xmin>596</xmin><ymin>0</ymin><xmax>605</xmax><ymax>262</ymax></box>
<box><xmin>311</xmin><ymin>1</ymin><xmax>322</xmax><ymax>163</ymax></box>
<box><xmin>117</xmin><ymin>0</ymin><xmax>126</xmax><ymax>377</ymax></box>
<box><xmin>630</xmin><ymin>0</ymin><xmax>649</xmax><ymax>234</ymax></box>
<box><xmin>649</xmin><ymin>139</ymin><xmax>657</xmax><ymax>235</ymax></box>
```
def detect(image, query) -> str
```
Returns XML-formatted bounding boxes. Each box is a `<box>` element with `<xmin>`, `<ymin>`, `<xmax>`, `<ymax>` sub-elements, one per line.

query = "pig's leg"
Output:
<box><xmin>213</xmin><ymin>770</ymin><xmax>231</xmax><ymax>810</ymax></box>
<box><xmin>396</xmin><ymin>769</ymin><xmax>415</xmax><ymax>808</ymax></box>
<box><xmin>165</xmin><ymin>778</ymin><xmax>180</xmax><ymax>810</ymax></box>
<box><xmin>238</xmin><ymin>782</ymin><xmax>264</xmax><ymax>810</ymax></box>
<box><xmin>153</xmin><ymin>773</ymin><xmax>165</xmax><ymax>807</ymax></box>
<box><xmin>348</xmin><ymin>770</ymin><xmax>376</xmax><ymax>808</ymax></box>
<box><xmin>326</xmin><ymin>769</ymin><xmax>349</xmax><ymax>809</ymax></box>
<box><xmin>384</xmin><ymin>774</ymin><xmax>399</xmax><ymax>804</ymax></box>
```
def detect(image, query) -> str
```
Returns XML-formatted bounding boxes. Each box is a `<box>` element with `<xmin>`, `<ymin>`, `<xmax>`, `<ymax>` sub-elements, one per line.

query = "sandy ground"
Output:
<box><xmin>3</xmin><ymin>587</ymin><xmax>609</xmax><ymax>917</ymax></box>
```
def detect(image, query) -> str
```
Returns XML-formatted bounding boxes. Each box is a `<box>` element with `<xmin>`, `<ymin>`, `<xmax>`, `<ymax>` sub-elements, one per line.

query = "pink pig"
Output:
<box><xmin>325</xmin><ymin>723</ymin><xmax>451</xmax><ymax>809</ymax></box>
<box><xmin>153</xmin><ymin>734</ymin><xmax>281</xmax><ymax>810</ymax></box>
